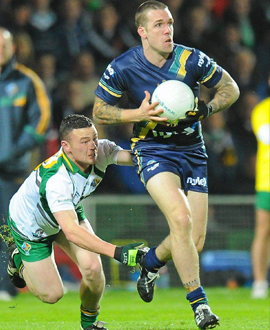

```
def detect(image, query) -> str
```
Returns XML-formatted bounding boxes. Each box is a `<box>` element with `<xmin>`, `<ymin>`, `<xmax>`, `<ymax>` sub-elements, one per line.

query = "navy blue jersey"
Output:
<box><xmin>95</xmin><ymin>44</ymin><xmax>223</xmax><ymax>147</ymax></box>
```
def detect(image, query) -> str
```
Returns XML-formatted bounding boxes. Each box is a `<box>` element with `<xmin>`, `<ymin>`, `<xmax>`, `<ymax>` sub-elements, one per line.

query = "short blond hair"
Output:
<box><xmin>135</xmin><ymin>1</ymin><xmax>168</xmax><ymax>28</ymax></box>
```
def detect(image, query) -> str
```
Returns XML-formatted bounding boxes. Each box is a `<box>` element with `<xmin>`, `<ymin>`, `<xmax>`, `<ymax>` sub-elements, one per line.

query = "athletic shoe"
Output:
<box><xmin>137</xmin><ymin>250</ymin><xmax>160</xmax><ymax>303</ymax></box>
<box><xmin>194</xmin><ymin>304</ymin><xmax>220</xmax><ymax>329</ymax></box>
<box><xmin>251</xmin><ymin>280</ymin><xmax>269</xmax><ymax>299</ymax></box>
<box><xmin>81</xmin><ymin>321</ymin><xmax>108</xmax><ymax>329</ymax></box>
<box><xmin>7</xmin><ymin>243</ymin><xmax>26</xmax><ymax>289</ymax></box>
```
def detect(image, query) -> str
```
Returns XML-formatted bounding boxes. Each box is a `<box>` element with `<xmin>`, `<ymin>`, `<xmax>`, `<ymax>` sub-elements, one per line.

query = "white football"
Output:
<box><xmin>151</xmin><ymin>80</ymin><xmax>195</xmax><ymax>125</ymax></box>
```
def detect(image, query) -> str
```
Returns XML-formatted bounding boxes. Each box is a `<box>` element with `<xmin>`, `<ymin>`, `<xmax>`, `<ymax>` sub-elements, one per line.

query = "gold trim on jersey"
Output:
<box><xmin>178</xmin><ymin>49</ymin><xmax>192</xmax><ymax>78</ymax></box>
<box><xmin>201</xmin><ymin>63</ymin><xmax>217</xmax><ymax>83</ymax></box>
<box><xmin>98</xmin><ymin>81</ymin><xmax>122</xmax><ymax>98</ymax></box>
<box><xmin>16</xmin><ymin>63</ymin><xmax>51</xmax><ymax>134</ymax></box>
<box><xmin>62</xmin><ymin>153</ymin><xmax>74</xmax><ymax>172</ymax></box>
<box><xmin>130</xmin><ymin>143</ymin><xmax>145</xmax><ymax>185</ymax></box>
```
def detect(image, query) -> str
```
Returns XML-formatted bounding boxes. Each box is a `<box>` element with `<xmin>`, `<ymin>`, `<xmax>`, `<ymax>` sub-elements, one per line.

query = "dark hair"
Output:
<box><xmin>59</xmin><ymin>114</ymin><xmax>93</xmax><ymax>141</ymax></box>
<box><xmin>135</xmin><ymin>1</ymin><xmax>167</xmax><ymax>28</ymax></box>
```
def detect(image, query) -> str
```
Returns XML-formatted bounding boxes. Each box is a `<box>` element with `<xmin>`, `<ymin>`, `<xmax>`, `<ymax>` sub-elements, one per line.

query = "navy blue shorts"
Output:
<box><xmin>131</xmin><ymin>141</ymin><xmax>208</xmax><ymax>193</ymax></box>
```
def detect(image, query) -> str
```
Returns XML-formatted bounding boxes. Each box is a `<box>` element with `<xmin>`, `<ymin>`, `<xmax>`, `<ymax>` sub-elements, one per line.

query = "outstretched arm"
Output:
<box><xmin>93</xmin><ymin>91</ymin><xmax>169</xmax><ymax>125</ymax></box>
<box><xmin>54</xmin><ymin>209</ymin><xmax>116</xmax><ymax>257</ymax></box>
<box><xmin>54</xmin><ymin>209</ymin><xmax>143</xmax><ymax>266</ymax></box>
<box><xmin>116</xmin><ymin>150</ymin><xmax>134</xmax><ymax>166</ymax></box>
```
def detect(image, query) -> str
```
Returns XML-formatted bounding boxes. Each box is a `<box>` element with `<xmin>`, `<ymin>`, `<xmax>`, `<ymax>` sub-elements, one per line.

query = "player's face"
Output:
<box><xmin>0</xmin><ymin>31</ymin><xmax>14</xmax><ymax>66</ymax></box>
<box><xmin>63</xmin><ymin>126</ymin><xmax>98</xmax><ymax>172</ymax></box>
<box><xmin>143</xmin><ymin>8</ymin><xmax>174</xmax><ymax>56</ymax></box>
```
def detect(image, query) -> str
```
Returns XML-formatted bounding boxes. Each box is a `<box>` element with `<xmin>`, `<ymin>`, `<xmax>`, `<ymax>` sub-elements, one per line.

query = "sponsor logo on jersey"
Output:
<box><xmin>147</xmin><ymin>163</ymin><xmax>160</xmax><ymax>172</ymax></box>
<box><xmin>187</xmin><ymin>176</ymin><xmax>207</xmax><ymax>186</ymax></box>
<box><xmin>21</xmin><ymin>242</ymin><xmax>32</xmax><ymax>255</ymax></box>
<box><xmin>57</xmin><ymin>198</ymin><xmax>72</xmax><ymax>203</ymax></box>
<box><xmin>107</xmin><ymin>64</ymin><xmax>115</xmax><ymax>77</ymax></box>
<box><xmin>152</xmin><ymin>130</ymin><xmax>179</xmax><ymax>138</ymax></box>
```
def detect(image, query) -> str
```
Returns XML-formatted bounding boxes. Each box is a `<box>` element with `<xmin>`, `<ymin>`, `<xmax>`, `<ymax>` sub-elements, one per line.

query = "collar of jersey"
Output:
<box><xmin>62</xmin><ymin>151</ymin><xmax>92</xmax><ymax>178</ymax></box>
<box><xmin>138</xmin><ymin>45</ymin><xmax>174</xmax><ymax>71</ymax></box>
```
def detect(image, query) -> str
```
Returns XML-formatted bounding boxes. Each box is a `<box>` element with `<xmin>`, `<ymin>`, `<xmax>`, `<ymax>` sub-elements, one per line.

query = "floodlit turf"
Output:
<box><xmin>0</xmin><ymin>287</ymin><xmax>269</xmax><ymax>330</ymax></box>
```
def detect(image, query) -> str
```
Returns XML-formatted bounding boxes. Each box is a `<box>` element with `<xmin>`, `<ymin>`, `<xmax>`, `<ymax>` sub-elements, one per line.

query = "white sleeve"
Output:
<box><xmin>97</xmin><ymin>139</ymin><xmax>123</xmax><ymax>167</ymax></box>
<box><xmin>46</xmin><ymin>174</ymin><xmax>75</xmax><ymax>213</ymax></box>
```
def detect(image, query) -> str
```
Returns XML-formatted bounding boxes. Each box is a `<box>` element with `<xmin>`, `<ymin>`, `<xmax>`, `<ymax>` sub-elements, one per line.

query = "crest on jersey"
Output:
<box><xmin>21</xmin><ymin>242</ymin><xmax>32</xmax><ymax>255</ymax></box>
<box><xmin>90</xmin><ymin>178</ymin><xmax>101</xmax><ymax>189</ymax></box>
<box><xmin>5</xmin><ymin>83</ymin><xmax>18</xmax><ymax>96</ymax></box>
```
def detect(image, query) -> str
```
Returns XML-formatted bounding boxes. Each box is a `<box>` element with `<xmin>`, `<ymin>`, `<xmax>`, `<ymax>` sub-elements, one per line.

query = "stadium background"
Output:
<box><xmin>1</xmin><ymin>0</ymin><xmax>269</xmax><ymax>288</ymax></box>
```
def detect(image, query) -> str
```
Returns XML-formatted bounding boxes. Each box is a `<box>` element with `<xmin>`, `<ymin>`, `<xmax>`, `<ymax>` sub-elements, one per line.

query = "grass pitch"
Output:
<box><xmin>0</xmin><ymin>287</ymin><xmax>268</xmax><ymax>330</ymax></box>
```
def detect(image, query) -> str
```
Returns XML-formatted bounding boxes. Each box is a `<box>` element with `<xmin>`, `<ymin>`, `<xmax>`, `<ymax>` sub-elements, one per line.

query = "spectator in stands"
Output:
<box><xmin>92</xmin><ymin>3</ymin><xmax>139</xmax><ymax>73</ymax></box>
<box><xmin>13</xmin><ymin>32</ymin><xmax>36</xmax><ymax>69</ymax></box>
<box><xmin>53</xmin><ymin>0</ymin><xmax>125</xmax><ymax>76</ymax></box>
<box><xmin>180</xmin><ymin>5</ymin><xmax>217</xmax><ymax>55</ymax></box>
<box><xmin>227</xmin><ymin>90</ymin><xmax>259</xmax><ymax>193</ymax></box>
<box><xmin>224</xmin><ymin>0</ymin><xmax>255</xmax><ymax>48</ymax></box>
<box><xmin>71</xmin><ymin>51</ymin><xmax>100</xmax><ymax>110</ymax></box>
<box><xmin>28</xmin><ymin>0</ymin><xmax>58</xmax><ymax>55</ymax></box>
<box><xmin>35</xmin><ymin>52</ymin><xmax>58</xmax><ymax>97</ymax></box>
<box><xmin>233</xmin><ymin>47</ymin><xmax>257</xmax><ymax>91</ymax></box>
<box><xmin>250</xmin><ymin>73</ymin><xmax>270</xmax><ymax>299</ymax></box>
<box><xmin>203</xmin><ymin>112</ymin><xmax>237</xmax><ymax>194</ymax></box>
<box><xmin>212</xmin><ymin>22</ymin><xmax>242</xmax><ymax>74</ymax></box>
<box><xmin>0</xmin><ymin>27</ymin><xmax>51</xmax><ymax>300</ymax></box>
<box><xmin>2</xmin><ymin>0</ymin><xmax>32</xmax><ymax>34</ymax></box>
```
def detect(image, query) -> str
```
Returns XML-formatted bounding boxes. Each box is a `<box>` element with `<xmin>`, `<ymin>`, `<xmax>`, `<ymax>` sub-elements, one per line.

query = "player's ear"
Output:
<box><xmin>138</xmin><ymin>26</ymin><xmax>147</xmax><ymax>39</ymax></box>
<box><xmin>61</xmin><ymin>140</ymin><xmax>70</xmax><ymax>151</ymax></box>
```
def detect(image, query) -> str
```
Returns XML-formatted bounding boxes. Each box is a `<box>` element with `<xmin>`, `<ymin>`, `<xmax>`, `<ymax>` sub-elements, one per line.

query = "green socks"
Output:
<box><xmin>80</xmin><ymin>305</ymin><xmax>100</xmax><ymax>329</ymax></box>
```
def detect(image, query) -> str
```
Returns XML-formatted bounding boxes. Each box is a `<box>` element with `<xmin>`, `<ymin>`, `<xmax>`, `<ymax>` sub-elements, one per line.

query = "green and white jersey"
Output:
<box><xmin>9</xmin><ymin>139</ymin><xmax>122</xmax><ymax>241</ymax></box>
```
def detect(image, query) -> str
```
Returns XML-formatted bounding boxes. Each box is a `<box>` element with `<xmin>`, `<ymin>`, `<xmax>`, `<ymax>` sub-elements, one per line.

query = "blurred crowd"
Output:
<box><xmin>1</xmin><ymin>0</ymin><xmax>269</xmax><ymax>194</ymax></box>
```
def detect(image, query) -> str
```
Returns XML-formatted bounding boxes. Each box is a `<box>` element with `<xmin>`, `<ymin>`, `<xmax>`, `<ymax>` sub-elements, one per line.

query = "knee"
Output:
<box><xmin>39</xmin><ymin>288</ymin><xmax>64</xmax><ymax>304</ymax></box>
<box><xmin>80</xmin><ymin>258</ymin><xmax>104</xmax><ymax>282</ymax></box>
<box><xmin>169</xmin><ymin>212</ymin><xmax>192</xmax><ymax>235</ymax></box>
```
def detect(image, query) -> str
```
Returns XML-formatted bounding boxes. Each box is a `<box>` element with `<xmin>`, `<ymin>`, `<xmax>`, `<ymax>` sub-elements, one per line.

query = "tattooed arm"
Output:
<box><xmin>93</xmin><ymin>91</ymin><xmax>169</xmax><ymax>125</ymax></box>
<box><xmin>207</xmin><ymin>69</ymin><xmax>240</xmax><ymax>115</ymax></box>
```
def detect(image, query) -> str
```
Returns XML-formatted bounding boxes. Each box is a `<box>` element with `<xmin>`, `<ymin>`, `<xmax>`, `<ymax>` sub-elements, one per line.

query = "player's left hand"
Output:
<box><xmin>114</xmin><ymin>242</ymin><xmax>145</xmax><ymax>266</ymax></box>
<box><xmin>185</xmin><ymin>97</ymin><xmax>213</xmax><ymax>121</ymax></box>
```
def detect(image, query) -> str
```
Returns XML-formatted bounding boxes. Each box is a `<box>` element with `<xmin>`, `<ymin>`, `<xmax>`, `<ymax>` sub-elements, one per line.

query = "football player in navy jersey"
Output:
<box><xmin>93</xmin><ymin>1</ymin><xmax>240</xmax><ymax>329</ymax></box>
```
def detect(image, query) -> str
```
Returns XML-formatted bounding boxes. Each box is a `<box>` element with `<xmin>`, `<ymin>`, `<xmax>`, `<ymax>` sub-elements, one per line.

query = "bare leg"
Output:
<box><xmin>55</xmin><ymin>220</ymin><xmax>105</xmax><ymax>310</ymax></box>
<box><xmin>155</xmin><ymin>190</ymin><xmax>208</xmax><ymax>261</ymax></box>
<box><xmin>147</xmin><ymin>172</ymin><xmax>200</xmax><ymax>291</ymax></box>
<box><xmin>251</xmin><ymin>209</ymin><xmax>270</xmax><ymax>281</ymax></box>
<box><xmin>22</xmin><ymin>254</ymin><xmax>64</xmax><ymax>304</ymax></box>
